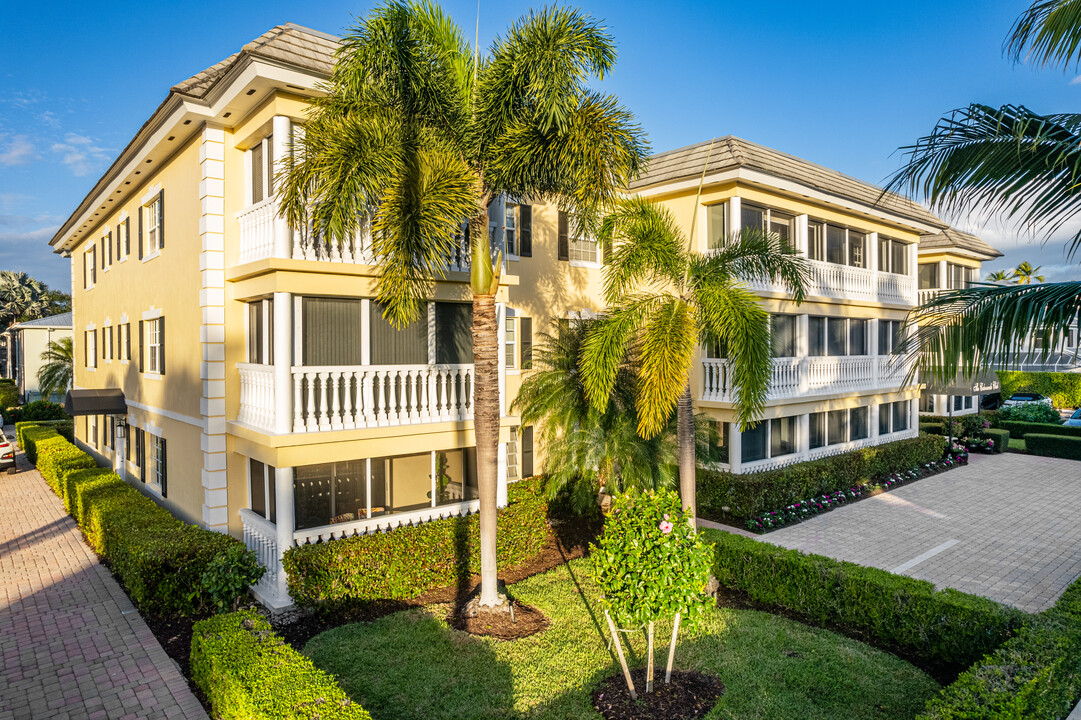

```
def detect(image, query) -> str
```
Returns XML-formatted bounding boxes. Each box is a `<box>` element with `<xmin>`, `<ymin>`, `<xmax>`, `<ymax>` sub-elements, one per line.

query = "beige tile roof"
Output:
<box><xmin>919</xmin><ymin>227</ymin><xmax>1003</xmax><ymax>259</ymax></box>
<box><xmin>629</xmin><ymin>136</ymin><xmax>946</xmax><ymax>229</ymax></box>
<box><xmin>172</xmin><ymin>23</ymin><xmax>340</xmax><ymax>98</ymax></box>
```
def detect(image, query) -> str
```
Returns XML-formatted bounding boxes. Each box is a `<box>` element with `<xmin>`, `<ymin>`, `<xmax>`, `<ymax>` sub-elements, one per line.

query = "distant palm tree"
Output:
<box><xmin>513</xmin><ymin>319</ymin><xmax>677</xmax><ymax>512</ymax></box>
<box><xmin>279</xmin><ymin>1</ymin><xmax>647</xmax><ymax>607</ymax></box>
<box><xmin>888</xmin><ymin>0</ymin><xmax>1081</xmax><ymax>381</ymax></box>
<box><xmin>985</xmin><ymin>269</ymin><xmax>1015</xmax><ymax>282</ymax></box>
<box><xmin>1013</xmin><ymin>261</ymin><xmax>1045</xmax><ymax>284</ymax></box>
<box><xmin>579</xmin><ymin>198</ymin><xmax>808</xmax><ymax>524</ymax></box>
<box><xmin>0</xmin><ymin>271</ymin><xmax>49</xmax><ymax>330</ymax></box>
<box><xmin>37</xmin><ymin>337</ymin><xmax>73</xmax><ymax>401</ymax></box>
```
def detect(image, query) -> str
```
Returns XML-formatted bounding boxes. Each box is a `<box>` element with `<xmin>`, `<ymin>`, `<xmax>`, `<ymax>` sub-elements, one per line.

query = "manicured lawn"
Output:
<box><xmin>305</xmin><ymin>559</ymin><xmax>940</xmax><ymax>720</ymax></box>
<box><xmin>1009</xmin><ymin>437</ymin><xmax>1027</xmax><ymax>452</ymax></box>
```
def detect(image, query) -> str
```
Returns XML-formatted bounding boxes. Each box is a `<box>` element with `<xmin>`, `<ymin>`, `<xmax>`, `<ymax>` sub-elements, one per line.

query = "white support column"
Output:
<box><xmin>271</xmin><ymin>116</ymin><xmax>293</xmax><ymax>259</ymax></box>
<box><xmin>938</xmin><ymin>259</ymin><xmax>948</xmax><ymax>290</ymax></box>
<box><xmin>909</xmin><ymin>243</ymin><xmax>919</xmax><ymax>304</ymax></box>
<box><xmin>798</xmin><ymin>413</ymin><xmax>810</xmax><ymax>463</ymax></box>
<box><xmin>199</xmin><ymin>123</ymin><xmax>229</xmax><ymax>532</ymax></box>
<box><xmin>497</xmin><ymin>438</ymin><xmax>509</xmax><ymax>507</ymax></box>
<box><xmin>272</xmin><ymin>466</ymin><xmax>295</xmax><ymax>607</ymax></box>
<box><xmin>430</xmin><ymin>450</ymin><xmax>437</xmax><ymax>507</ymax></box>
<box><xmin>728</xmin><ymin>422</ymin><xmax>742</xmax><ymax>474</ymax></box>
<box><xmin>114</xmin><ymin>428</ymin><xmax>126</xmax><ymax>478</ymax></box>
<box><xmin>797</xmin><ymin>314</ymin><xmax>809</xmax><ymax>394</ymax></box>
<box><xmin>868</xmin><ymin>232</ymin><xmax>879</xmax><ymax>273</ymax></box>
<box><xmin>727</xmin><ymin>197</ymin><xmax>741</xmax><ymax>236</ymax></box>
<box><xmin>796</xmin><ymin>214</ymin><xmax>809</xmax><ymax>255</ymax></box>
<box><xmin>870</xmin><ymin>403</ymin><xmax>880</xmax><ymax>439</ymax></box>
<box><xmin>273</xmin><ymin>292</ymin><xmax>292</xmax><ymax>434</ymax></box>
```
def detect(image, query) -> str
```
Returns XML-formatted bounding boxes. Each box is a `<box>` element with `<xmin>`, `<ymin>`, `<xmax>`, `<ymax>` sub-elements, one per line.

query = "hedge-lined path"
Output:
<box><xmin>763</xmin><ymin>453</ymin><xmax>1081</xmax><ymax>613</ymax></box>
<box><xmin>0</xmin><ymin>446</ymin><xmax>208</xmax><ymax>720</ymax></box>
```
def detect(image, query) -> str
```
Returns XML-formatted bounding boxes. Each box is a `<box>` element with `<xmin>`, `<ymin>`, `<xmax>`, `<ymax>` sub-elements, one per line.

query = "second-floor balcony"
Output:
<box><xmin>701</xmin><ymin>354</ymin><xmax>911</xmax><ymax>403</ymax></box>
<box><xmin>746</xmin><ymin>259</ymin><xmax>914</xmax><ymax>306</ymax></box>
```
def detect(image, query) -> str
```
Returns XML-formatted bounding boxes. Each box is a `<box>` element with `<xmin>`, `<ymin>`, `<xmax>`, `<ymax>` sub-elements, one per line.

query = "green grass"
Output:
<box><xmin>1009</xmin><ymin>437</ymin><xmax>1027</xmax><ymax>452</ymax></box>
<box><xmin>305</xmin><ymin>559</ymin><xmax>940</xmax><ymax>720</ymax></box>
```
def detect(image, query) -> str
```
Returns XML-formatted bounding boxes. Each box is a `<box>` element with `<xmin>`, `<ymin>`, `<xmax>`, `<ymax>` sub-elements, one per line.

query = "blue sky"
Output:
<box><xmin>2</xmin><ymin>0</ymin><xmax>1078</xmax><ymax>290</ymax></box>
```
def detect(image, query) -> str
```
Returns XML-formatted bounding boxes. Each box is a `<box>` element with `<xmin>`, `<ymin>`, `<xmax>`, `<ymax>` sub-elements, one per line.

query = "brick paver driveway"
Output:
<box><xmin>0</xmin><ymin>451</ymin><xmax>207</xmax><ymax>719</ymax></box>
<box><xmin>765</xmin><ymin>453</ymin><xmax>1081</xmax><ymax>613</ymax></box>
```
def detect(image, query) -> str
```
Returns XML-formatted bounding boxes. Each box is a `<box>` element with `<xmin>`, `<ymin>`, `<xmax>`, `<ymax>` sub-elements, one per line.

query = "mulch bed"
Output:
<box><xmin>592</xmin><ymin>669</ymin><xmax>724</xmax><ymax>720</ymax></box>
<box><xmin>448</xmin><ymin>600</ymin><xmax>551</xmax><ymax>639</ymax></box>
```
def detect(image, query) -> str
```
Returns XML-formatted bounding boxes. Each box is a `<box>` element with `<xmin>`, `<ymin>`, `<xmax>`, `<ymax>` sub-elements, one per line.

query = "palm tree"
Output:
<box><xmin>38</xmin><ymin>337</ymin><xmax>73</xmax><ymax>401</ymax></box>
<box><xmin>580</xmin><ymin>198</ymin><xmax>808</xmax><ymax>524</ymax></box>
<box><xmin>985</xmin><ymin>269</ymin><xmax>1015</xmax><ymax>282</ymax></box>
<box><xmin>887</xmin><ymin>0</ymin><xmax>1081</xmax><ymax>381</ymax></box>
<box><xmin>279</xmin><ymin>1</ymin><xmax>647</xmax><ymax>607</ymax></box>
<box><xmin>512</xmin><ymin>319</ymin><xmax>677</xmax><ymax>513</ymax></box>
<box><xmin>1013</xmin><ymin>261</ymin><xmax>1045</xmax><ymax>284</ymax></box>
<box><xmin>0</xmin><ymin>271</ymin><xmax>49</xmax><ymax>331</ymax></box>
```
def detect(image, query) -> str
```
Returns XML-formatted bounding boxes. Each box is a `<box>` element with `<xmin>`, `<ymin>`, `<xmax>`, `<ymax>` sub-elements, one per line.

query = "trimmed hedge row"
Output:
<box><xmin>998</xmin><ymin>370</ymin><xmax>1081</xmax><ymax>408</ymax></box>
<box><xmin>18</xmin><ymin>423</ymin><xmax>69</xmax><ymax>464</ymax></box>
<box><xmin>705</xmin><ymin>530</ymin><xmax>1026</xmax><ymax>669</ymax></box>
<box><xmin>1026</xmin><ymin>434</ymin><xmax>1081</xmax><ymax>461</ymax></box>
<box><xmin>28</xmin><ymin>427</ymin><xmax>250</xmax><ymax>615</ymax></box>
<box><xmin>921</xmin><ymin>578</ymin><xmax>1081</xmax><ymax>718</ymax></box>
<box><xmin>1000</xmin><ymin>420</ymin><xmax>1081</xmax><ymax>439</ymax></box>
<box><xmin>984</xmin><ymin>428</ymin><xmax>1010</xmax><ymax>454</ymax></box>
<box><xmin>0</xmin><ymin>383</ymin><xmax>18</xmax><ymax>410</ymax></box>
<box><xmin>283</xmin><ymin>478</ymin><xmax>550</xmax><ymax>610</ymax></box>
<box><xmin>919</xmin><ymin>421</ymin><xmax>945</xmax><ymax>435</ymax></box>
<box><xmin>191</xmin><ymin>610</ymin><xmax>370</xmax><ymax>720</ymax></box>
<box><xmin>698</xmin><ymin>435</ymin><xmax>947</xmax><ymax>522</ymax></box>
<box><xmin>16</xmin><ymin>419</ymin><xmax>74</xmax><ymax>445</ymax></box>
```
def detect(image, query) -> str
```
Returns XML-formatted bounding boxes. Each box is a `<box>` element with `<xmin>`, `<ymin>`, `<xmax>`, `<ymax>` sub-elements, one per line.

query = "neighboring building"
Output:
<box><xmin>3</xmin><ymin>312</ymin><xmax>73</xmax><ymax>403</ymax></box>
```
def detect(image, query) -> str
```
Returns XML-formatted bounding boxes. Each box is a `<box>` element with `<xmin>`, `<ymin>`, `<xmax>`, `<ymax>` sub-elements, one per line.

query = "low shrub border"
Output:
<box><xmin>698</xmin><ymin>434</ymin><xmax>948</xmax><ymax>524</ymax></box>
<box><xmin>705</xmin><ymin>530</ymin><xmax>1028</xmax><ymax>670</ymax></box>
<box><xmin>919</xmin><ymin>421</ymin><xmax>945</xmax><ymax>435</ymax></box>
<box><xmin>191</xmin><ymin>610</ymin><xmax>370</xmax><ymax>720</ymax></box>
<box><xmin>1026</xmin><ymin>433</ymin><xmax>1081</xmax><ymax>461</ymax></box>
<box><xmin>24</xmin><ymin>427</ymin><xmax>259</xmax><ymax>615</ymax></box>
<box><xmin>983</xmin><ymin>428</ymin><xmax>1009</xmax><ymax>454</ymax></box>
<box><xmin>1000</xmin><ymin>420</ymin><xmax>1081</xmax><ymax>440</ymax></box>
<box><xmin>920</xmin><ymin>578</ymin><xmax>1081</xmax><ymax>718</ymax></box>
<box><xmin>283</xmin><ymin>477</ymin><xmax>549</xmax><ymax>611</ymax></box>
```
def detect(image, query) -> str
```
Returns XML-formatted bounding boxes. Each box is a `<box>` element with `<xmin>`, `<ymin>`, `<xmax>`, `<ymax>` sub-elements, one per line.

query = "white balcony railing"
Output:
<box><xmin>238</xmin><ymin>363</ymin><xmax>275</xmax><ymax>429</ymax></box>
<box><xmin>918</xmin><ymin>288</ymin><xmax>947</xmax><ymax>305</ymax></box>
<box><xmin>293</xmin><ymin>498</ymin><xmax>481</xmax><ymax>546</ymax></box>
<box><xmin>293</xmin><ymin>225</ymin><xmax>374</xmax><ymax>265</ymax></box>
<box><xmin>239</xmin><ymin>509</ymin><xmax>280</xmax><ymax>600</ymax></box>
<box><xmin>291</xmin><ymin>363</ymin><xmax>473</xmax><ymax>433</ymax></box>
<box><xmin>745</xmin><ymin>260</ymin><xmax>915</xmax><ymax>305</ymax></box>
<box><xmin>701</xmin><ymin>354</ymin><xmax>912</xmax><ymax>403</ymax></box>
<box><xmin>237</xmin><ymin>198</ymin><xmax>277</xmax><ymax>264</ymax></box>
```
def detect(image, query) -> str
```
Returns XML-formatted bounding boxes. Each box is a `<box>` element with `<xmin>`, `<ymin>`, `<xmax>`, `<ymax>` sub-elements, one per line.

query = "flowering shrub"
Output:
<box><xmin>963</xmin><ymin>436</ymin><xmax>995</xmax><ymax>453</ymax></box>
<box><xmin>590</xmin><ymin>490</ymin><xmax>713</xmax><ymax>628</ymax></box>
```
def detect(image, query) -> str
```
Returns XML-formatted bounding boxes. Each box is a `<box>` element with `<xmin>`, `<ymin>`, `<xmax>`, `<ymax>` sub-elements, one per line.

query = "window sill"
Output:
<box><xmin>141</xmin><ymin>250</ymin><xmax>161</xmax><ymax>263</ymax></box>
<box><xmin>141</xmin><ymin>372</ymin><xmax>163</xmax><ymax>381</ymax></box>
<box><xmin>85</xmin><ymin>366</ymin><xmax>97</xmax><ymax>372</ymax></box>
<box><xmin>569</xmin><ymin>260</ymin><xmax>601</xmax><ymax>269</ymax></box>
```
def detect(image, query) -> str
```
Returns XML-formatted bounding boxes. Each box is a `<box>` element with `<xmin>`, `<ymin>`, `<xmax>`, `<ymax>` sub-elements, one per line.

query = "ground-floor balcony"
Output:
<box><xmin>701</xmin><ymin>355</ymin><xmax>911</xmax><ymax>403</ymax></box>
<box><xmin>238</xmin><ymin>362</ymin><xmax>474</xmax><ymax>434</ymax></box>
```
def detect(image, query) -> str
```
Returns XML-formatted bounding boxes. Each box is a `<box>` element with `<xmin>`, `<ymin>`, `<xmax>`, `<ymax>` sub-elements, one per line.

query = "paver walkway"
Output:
<box><xmin>0</xmin><ymin>449</ymin><xmax>207</xmax><ymax>719</ymax></box>
<box><xmin>763</xmin><ymin>453</ymin><xmax>1081</xmax><ymax>613</ymax></box>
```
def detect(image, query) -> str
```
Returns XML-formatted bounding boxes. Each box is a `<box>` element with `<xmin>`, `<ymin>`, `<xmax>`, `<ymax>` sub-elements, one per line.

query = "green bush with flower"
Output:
<box><xmin>590</xmin><ymin>490</ymin><xmax>713</xmax><ymax>697</ymax></box>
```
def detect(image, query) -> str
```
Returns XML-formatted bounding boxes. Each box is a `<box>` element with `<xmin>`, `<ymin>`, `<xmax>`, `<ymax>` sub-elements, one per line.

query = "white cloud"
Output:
<box><xmin>50</xmin><ymin>132</ymin><xmax>110</xmax><ymax>177</ymax></box>
<box><xmin>0</xmin><ymin>134</ymin><xmax>35</xmax><ymax>166</ymax></box>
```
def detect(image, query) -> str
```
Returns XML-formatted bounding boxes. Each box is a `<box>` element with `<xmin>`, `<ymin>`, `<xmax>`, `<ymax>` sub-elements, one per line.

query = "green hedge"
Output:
<box><xmin>7</xmin><ymin>400</ymin><xmax>68</xmax><ymax>424</ymax></box>
<box><xmin>1025</xmin><ymin>434</ymin><xmax>1081</xmax><ymax>461</ymax></box>
<box><xmin>31</xmin><ymin>429</ymin><xmax>251</xmax><ymax>615</ymax></box>
<box><xmin>698</xmin><ymin>435</ymin><xmax>947</xmax><ymax>522</ymax></box>
<box><xmin>1000</xmin><ymin>420</ymin><xmax>1081</xmax><ymax>440</ymax></box>
<box><xmin>998</xmin><ymin>370</ymin><xmax>1081</xmax><ymax>408</ymax></box>
<box><xmin>705</xmin><ymin>530</ymin><xmax>1026</xmax><ymax>669</ymax></box>
<box><xmin>283</xmin><ymin>478</ymin><xmax>550</xmax><ymax>610</ymax></box>
<box><xmin>921</xmin><ymin>578</ymin><xmax>1081</xmax><ymax>718</ymax></box>
<box><xmin>191</xmin><ymin>610</ymin><xmax>370</xmax><ymax>720</ymax></box>
<box><xmin>18</xmin><ymin>424</ymin><xmax>66</xmax><ymax>464</ymax></box>
<box><xmin>984</xmin><ymin>428</ymin><xmax>1010</xmax><ymax>454</ymax></box>
<box><xmin>15</xmin><ymin>419</ymin><xmax>74</xmax><ymax>444</ymax></box>
<box><xmin>920</xmin><ymin>422</ymin><xmax>945</xmax><ymax>435</ymax></box>
<box><xmin>0</xmin><ymin>384</ymin><xmax>19</xmax><ymax>410</ymax></box>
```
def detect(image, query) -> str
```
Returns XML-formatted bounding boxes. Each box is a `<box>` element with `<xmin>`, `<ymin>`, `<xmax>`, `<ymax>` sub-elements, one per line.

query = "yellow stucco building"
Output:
<box><xmin>50</xmin><ymin>24</ymin><xmax>1000</xmax><ymax>608</ymax></box>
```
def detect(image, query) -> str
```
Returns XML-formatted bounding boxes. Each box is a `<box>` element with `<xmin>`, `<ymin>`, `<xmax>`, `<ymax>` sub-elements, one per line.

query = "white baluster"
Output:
<box><xmin>330</xmin><ymin>371</ymin><xmax>343</xmax><ymax>430</ymax></box>
<box><xmin>342</xmin><ymin>371</ymin><xmax>356</xmax><ymax>429</ymax></box>
<box><xmin>305</xmin><ymin>372</ymin><xmax>318</xmax><ymax>432</ymax></box>
<box><xmin>293</xmin><ymin>372</ymin><xmax>304</xmax><ymax>432</ymax></box>
<box><xmin>376</xmin><ymin>370</ymin><xmax>389</xmax><ymax>425</ymax></box>
<box><xmin>362</xmin><ymin>370</ymin><xmax>376</xmax><ymax>427</ymax></box>
<box><xmin>408</xmin><ymin>369</ymin><xmax>420</xmax><ymax>421</ymax></box>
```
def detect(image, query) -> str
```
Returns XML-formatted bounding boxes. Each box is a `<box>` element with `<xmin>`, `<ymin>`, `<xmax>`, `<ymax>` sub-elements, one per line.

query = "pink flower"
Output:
<box><xmin>659</xmin><ymin>521</ymin><xmax>674</xmax><ymax>534</ymax></box>
<box><xmin>663</xmin><ymin>514</ymin><xmax>670</xmax><ymax>521</ymax></box>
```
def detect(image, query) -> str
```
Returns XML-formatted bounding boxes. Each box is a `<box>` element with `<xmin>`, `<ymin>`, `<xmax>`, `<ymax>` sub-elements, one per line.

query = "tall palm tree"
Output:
<box><xmin>887</xmin><ymin>0</ymin><xmax>1081</xmax><ymax>381</ymax></box>
<box><xmin>0</xmin><ymin>271</ymin><xmax>49</xmax><ymax>331</ymax></box>
<box><xmin>37</xmin><ymin>336</ymin><xmax>73</xmax><ymax>401</ymax></box>
<box><xmin>512</xmin><ymin>319</ymin><xmax>678</xmax><ymax>512</ymax></box>
<box><xmin>279</xmin><ymin>1</ymin><xmax>647</xmax><ymax>607</ymax></box>
<box><xmin>1013</xmin><ymin>261</ymin><xmax>1045</xmax><ymax>284</ymax></box>
<box><xmin>985</xmin><ymin>269</ymin><xmax>1016</xmax><ymax>282</ymax></box>
<box><xmin>580</xmin><ymin>198</ymin><xmax>808</xmax><ymax>524</ymax></box>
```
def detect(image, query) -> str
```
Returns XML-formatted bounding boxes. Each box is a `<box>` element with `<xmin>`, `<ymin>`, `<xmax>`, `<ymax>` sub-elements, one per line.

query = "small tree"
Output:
<box><xmin>590</xmin><ymin>490</ymin><xmax>713</xmax><ymax>698</ymax></box>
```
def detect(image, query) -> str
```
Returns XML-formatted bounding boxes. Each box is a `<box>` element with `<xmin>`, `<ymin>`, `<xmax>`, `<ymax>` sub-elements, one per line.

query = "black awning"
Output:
<box><xmin>925</xmin><ymin>371</ymin><xmax>1000</xmax><ymax>396</ymax></box>
<box><xmin>64</xmin><ymin>389</ymin><xmax>127</xmax><ymax>416</ymax></box>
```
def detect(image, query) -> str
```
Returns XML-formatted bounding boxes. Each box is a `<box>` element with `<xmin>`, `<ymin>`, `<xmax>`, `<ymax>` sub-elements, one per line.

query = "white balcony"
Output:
<box><xmin>237</xmin><ymin>198</ymin><xmax>277</xmax><ymax>264</ymax></box>
<box><xmin>745</xmin><ymin>260</ymin><xmax>914</xmax><ymax>305</ymax></box>
<box><xmin>239</xmin><ymin>509</ymin><xmax>282</xmax><ymax>605</ymax></box>
<box><xmin>292</xmin><ymin>498</ymin><xmax>481</xmax><ymax>546</ymax></box>
<box><xmin>701</xmin><ymin>355</ymin><xmax>913</xmax><ymax>403</ymax></box>
<box><xmin>918</xmin><ymin>288</ymin><xmax>947</xmax><ymax>305</ymax></box>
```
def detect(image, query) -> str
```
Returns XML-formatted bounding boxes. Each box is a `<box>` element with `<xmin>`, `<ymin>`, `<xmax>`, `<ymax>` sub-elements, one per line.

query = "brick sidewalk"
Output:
<box><xmin>0</xmin><ymin>453</ymin><xmax>207</xmax><ymax>719</ymax></box>
<box><xmin>765</xmin><ymin>453</ymin><xmax>1081</xmax><ymax>613</ymax></box>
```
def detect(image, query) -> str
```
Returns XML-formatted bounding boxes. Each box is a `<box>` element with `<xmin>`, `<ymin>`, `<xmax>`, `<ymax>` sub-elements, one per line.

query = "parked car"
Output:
<box><xmin>981</xmin><ymin>393</ymin><xmax>1002</xmax><ymax>410</ymax></box>
<box><xmin>0</xmin><ymin>431</ymin><xmax>14</xmax><ymax>472</ymax></box>
<box><xmin>1065</xmin><ymin>409</ymin><xmax>1081</xmax><ymax>428</ymax></box>
<box><xmin>1002</xmin><ymin>392</ymin><xmax>1054</xmax><ymax>408</ymax></box>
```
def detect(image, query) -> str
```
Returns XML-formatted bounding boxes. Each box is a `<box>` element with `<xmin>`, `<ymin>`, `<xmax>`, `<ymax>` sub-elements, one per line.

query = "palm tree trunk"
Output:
<box><xmin>677</xmin><ymin>382</ymin><xmax>696</xmax><ymax>527</ymax></box>
<box><xmin>472</xmin><ymin>292</ymin><xmax>501</xmax><ymax>605</ymax></box>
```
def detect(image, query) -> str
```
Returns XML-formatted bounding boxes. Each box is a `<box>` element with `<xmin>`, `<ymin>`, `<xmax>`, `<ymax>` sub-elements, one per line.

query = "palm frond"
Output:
<box><xmin>886</xmin><ymin>103</ymin><xmax>1081</xmax><ymax>258</ymax></box>
<box><xmin>37</xmin><ymin>336</ymin><xmax>73</xmax><ymax>400</ymax></box>
<box><xmin>599</xmin><ymin>198</ymin><xmax>687</xmax><ymax>305</ymax></box>
<box><xmin>692</xmin><ymin>228</ymin><xmax>810</xmax><ymax>304</ymax></box>
<box><xmin>633</xmin><ymin>297</ymin><xmax>699</xmax><ymax>438</ymax></box>
<box><xmin>906</xmin><ymin>281</ymin><xmax>1081</xmax><ymax>384</ymax></box>
<box><xmin>1007</xmin><ymin>0</ymin><xmax>1081</xmax><ymax>70</ymax></box>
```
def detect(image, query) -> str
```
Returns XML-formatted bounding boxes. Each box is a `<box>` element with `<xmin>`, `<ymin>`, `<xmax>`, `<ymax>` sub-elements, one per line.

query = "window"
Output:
<box><xmin>821</xmin><ymin>222</ymin><xmax>866</xmax><ymax>267</ymax></box>
<box><xmin>249</xmin><ymin>459</ymin><xmax>277</xmax><ymax>523</ymax></box>
<box><xmin>117</xmin><ymin>219</ymin><xmax>128</xmax><ymax>261</ymax></box>
<box><xmin>947</xmin><ymin>263</ymin><xmax>974</xmax><ymax>290</ymax></box>
<box><xmin>964</xmin><ymin>395</ymin><xmax>973</xmax><ymax>410</ymax></box>
<box><xmin>84</xmin><ymin>246</ymin><xmax>97</xmax><ymax>288</ymax></box>
<box><xmin>826</xmin><ymin>224</ymin><xmax>846</xmax><ymax>264</ymax></box>
<box><xmin>568</xmin><ymin>219</ymin><xmax>598</xmax><ymax>264</ymax></box>
<box><xmin>878</xmin><ymin>236</ymin><xmax>908</xmax><ymax>274</ymax></box>
<box><xmin>520</xmin><ymin>316</ymin><xmax>532</xmax><ymax>369</ymax></box>
<box><xmin>247</xmin><ymin>299</ymin><xmax>273</xmax><ymax>365</ymax></box>
<box><xmin>828</xmin><ymin>409</ymin><xmax>848</xmax><ymax>445</ymax></box>
<box><xmin>104</xmin><ymin>416</ymin><xmax>115</xmax><ymax>451</ymax></box>
<box><xmin>85</xmin><ymin>330</ymin><xmax>97</xmax><ymax>369</ymax></box>
<box><xmin>848</xmin><ymin>319</ymin><xmax>867</xmax><ymax>356</ymax></box>
<box><xmin>143</xmin><ymin>195</ymin><xmax>164</xmax><ymax>256</ymax></box>
<box><xmin>88</xmin><ymin>415</ymin><xmax>98</xmax><ymax>447</ymax></box>
<box><xmin>848</xmin><ymin>231</ymin><xmax>865</xmax><ymax>268</ymax></box>
<box><xmin>954</xmin><ymin>395</ymin><xmax>964</xmax><ymax>411</ymax></box>
<box><xmin>150</xmin><ymin>435</ymin><xmax>167</xmax><ymax>496</ymax></box>
<box><xmin>808</xmin><ymin>316</ymin><xmax>871</xmax><ymax>358</ymax></box>
<box><xmin>507</xmin><ymin>426</ymin><xmax>519</xmax><ymax>480</ymax></box>
<box><xmin>808</xmin><ymin>316</ymin><xmax>825</xmax><ymax>356</ymax></box>
<box><xmin>103</xmin><ymin>326</ymin><xmax>113</xmax><ymax>361</ymax></box>
<box><xmin>434</xmin><ymin>302</ymin><xmax>472</xmax><ymax>365</ymax></box>
<box><xmin>918</xmin><ymin>263</ymin><xmax>939</xmax><ymax>290</ymax></box>
<box><xmin>808</xmin><ymin>220</ymin><xmax>825</xmax><ymax>261</ymax></box>
<box><xmin>250</xmin><ymin>135</ymin><xmax>274</xmax><ymax>204</ymax></box>
<box><xmin>770</xmin><ymin>314</ymin><xmax>798</xmax><ymax>357</ymax></box>
<box><xmin>505</xmin><ymin>310</ymin><xmax>517</xmax><ymax>369</ymax></box>
<box><xmin>521</xmin><ymin>427</ymin><xmax>534</xmax><ymax>477</ymax></box>
<box><xmin>770</xmin><ymin>417</ymin><xmax>796</xmax><ymax>457</ymax></box>
<box><xmin>892</xmin><ymin>400</ymin><xmax>909</xmax><ymax>432</ymax></box>
<box><xmin>706</xmin><ymin>203</ymin><xmax>727</xmax><ymax>250</ymax></box>
<box><xmin>880</xmin><ymin>400</ymin><xmax>910</xmax><ymax>434</ymax></box>
<box><xmin>920</xmin><ymin>392</ymin><xmax>935</xmax><ymax>413</ymax></box>
<box><xmin>827</xmin><ymin>317</ymin><xmax>847</xmax><ymax>356</ymax></box>
<box><xmin>741</xmin><ymin>422</ymin><xmax>768</xmax><ymax>463</ymax></box>
<box><xmin>146</xmin><ymin>317</ymin><xmax>165</xmax><ymax>374</ymax></box>
<box><xmin>103</xmin><ymin>231</ymin><xmax>112</xmax><ymax>269</ymax></box>
<box><xmin>741</xmin><ymin>203</ymin><xmax>794</xmax><ymax>245</ymax></box>
<box><xmin>809</xmin><ymin>412</ymin><xmax>826</xmax><ymax>449</ymax></box>
<box><xmin>705</xmin><ymin>421</ymin><xmax>729</xmax><ymax>463</ymax></box>
<box><xmin>850</xmin><ymin>407</ymin><xmax>869</xmax><ymax>440</ymax></box>
<box><xmin>878</xmin><ymin>320</ymin><xmax>903</xmax><ymax>355</ymax></box>
<box><xmin>504</xmin><ymin>203</ymin><xmax>517</xmax><ymax>256</ymax></box>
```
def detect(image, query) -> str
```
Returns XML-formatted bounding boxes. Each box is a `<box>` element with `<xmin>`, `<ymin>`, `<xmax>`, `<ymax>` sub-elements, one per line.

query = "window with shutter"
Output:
<box><xmin>519</xmin><ymin>205</ymin><xmax>532</xmax><ymax>257</ymax></box>
<box><xmin>520</xmin><ymin>316</ymin><xmax>532</xmax><ymax>369</ymax></box>
<box><xmin>557</xmin><ymin>211</ymin><xmax>569</xmax><ymax>261</ymax></box>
